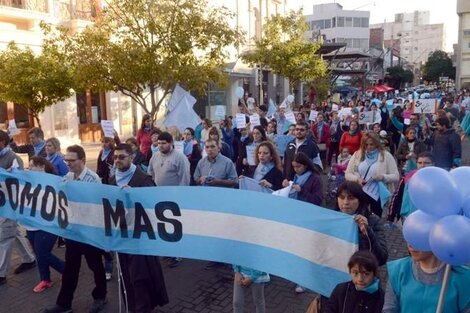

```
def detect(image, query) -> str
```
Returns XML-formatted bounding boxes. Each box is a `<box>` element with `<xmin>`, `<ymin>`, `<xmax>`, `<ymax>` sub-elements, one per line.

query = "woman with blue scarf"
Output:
<box><xmin>45</xmin><ymin>137</ymin><xmax>68</xmax><ymax>176</ymax></box>
<box><xmin>286</xmin><ymin>152</ymin><xmax>323</xmax><ymax>206</ymax></box>
<box><xmin>240</xmin><ymin>125</ymin><xmax>267</xmax><ymax>175</ymax></box>
<box><xmin>244</xmin><ymin>141</ymin><xmax>283</xmax><ymax>190</ymax></box>
<box><xmin>323</xmin><ymin>251</ymin><xmax>384</xmax><ymax>313</ymax></box>
<box><xmin>345</xmin><ymin>132</ymin><xmax>399</xmax><ymax>217</ymax></box>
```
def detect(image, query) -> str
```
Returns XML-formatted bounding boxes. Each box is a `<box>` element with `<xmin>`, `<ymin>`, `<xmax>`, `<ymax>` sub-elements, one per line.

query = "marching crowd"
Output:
<box><xmin>0</xmin><ymin>88</ymin><xmax>470</xmax><ymax>313</ymax></box>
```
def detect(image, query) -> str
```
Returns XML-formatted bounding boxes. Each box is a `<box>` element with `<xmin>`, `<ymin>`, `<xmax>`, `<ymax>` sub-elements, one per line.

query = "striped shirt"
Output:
<box><xmin>64</xmin><ymin>167</ymin><xmax>101</xmax><ymax>183</ymax></box>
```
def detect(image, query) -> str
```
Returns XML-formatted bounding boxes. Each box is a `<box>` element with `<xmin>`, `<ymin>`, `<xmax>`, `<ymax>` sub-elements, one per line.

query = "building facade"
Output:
<box><xmin>456</xmin><ymin>0</ymin><xmax>470</xmax><ymax>90</ymax></box>
<box><xmin>304</xmin><ymin>3</ymin><xmax>370</xmax><ymax>52</ymax></box>
<box><xmin>371</xmin><ymin>11</ymin><xmax>445</xmax><ymax>77</ymax></box>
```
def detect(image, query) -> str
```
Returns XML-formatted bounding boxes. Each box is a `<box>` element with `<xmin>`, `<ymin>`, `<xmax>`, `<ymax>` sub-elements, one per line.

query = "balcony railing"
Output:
<box><xmin>55</xmin><ymin>0</ymin><xmax>95</xmax><ymax>21</ymax></box>
<box><xmin>0</xmin><ymin>0</ymin><xmax>47</xmax><ymax>13</ymax></box>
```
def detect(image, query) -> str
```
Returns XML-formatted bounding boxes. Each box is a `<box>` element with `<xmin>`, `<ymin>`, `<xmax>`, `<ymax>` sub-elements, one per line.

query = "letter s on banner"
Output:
<box><xmin>155</xmin><ymin>201</ymin><xmax>183</xmax><ymax>242</ymax></box>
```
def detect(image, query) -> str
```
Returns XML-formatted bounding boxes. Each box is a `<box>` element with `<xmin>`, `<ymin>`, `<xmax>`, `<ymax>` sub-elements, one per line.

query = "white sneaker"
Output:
<box><xmin>105</xmin><ymin>273</ymin><xmax>112</xmax><ymax>281</ymax></box>
<box><xmin>295</xmin><ymin>285</ymin><xmax>305</xmax><ymax>293</ymax></box>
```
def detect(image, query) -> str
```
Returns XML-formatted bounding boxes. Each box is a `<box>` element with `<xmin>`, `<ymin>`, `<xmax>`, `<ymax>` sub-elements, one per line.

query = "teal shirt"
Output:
<box><xmin>387</xmin><ymin>257</ymin><xmax>470</xmax><ymax>313</ymax></box>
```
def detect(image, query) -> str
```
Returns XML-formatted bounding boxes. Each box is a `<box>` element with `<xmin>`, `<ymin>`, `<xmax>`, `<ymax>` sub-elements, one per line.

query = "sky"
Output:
<box><xmin>289</xmin><ymin>0</ymin><xmax>458</xmax><ymax>51</ymax></box>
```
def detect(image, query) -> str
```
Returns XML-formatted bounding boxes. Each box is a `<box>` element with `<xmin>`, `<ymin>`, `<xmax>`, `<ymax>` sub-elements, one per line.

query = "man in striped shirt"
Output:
<box><xmin>43</xmin><ymin>145</ymin><xmax>107</xmax><ymax>313</ymax></box>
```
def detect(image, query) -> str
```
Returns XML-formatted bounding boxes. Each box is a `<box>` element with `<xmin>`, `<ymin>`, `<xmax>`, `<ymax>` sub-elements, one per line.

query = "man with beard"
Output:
<box><xmin>426</xmin><ymin>116</ymin><xmax>461</xmax><ymax>170</ymax></box>
<box><xmin>109</xmin><ymin>143</ymin><xmax>169</xmax><ymax>313</ymax></box>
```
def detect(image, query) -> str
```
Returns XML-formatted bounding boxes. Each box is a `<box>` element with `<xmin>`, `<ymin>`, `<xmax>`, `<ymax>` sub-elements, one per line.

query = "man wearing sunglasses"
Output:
<box><xmin>108</xmin><ymin>143</ymin><xmax>169</xmax><ymax>313</ymax></box>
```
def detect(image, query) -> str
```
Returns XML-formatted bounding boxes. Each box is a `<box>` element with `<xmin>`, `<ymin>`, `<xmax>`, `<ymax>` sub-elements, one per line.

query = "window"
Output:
<box><xmin>361</xmin><ymin>17</ymin><xmax>369</xmax><ymax>28</ymax></box>
<box><xmin>337</xmin><ymin>17</ymin><xmax>344</xmax><ymax>27</ymax></box>
<box><xmin>345</xmin><ymin>17</ymin><xmax>352</xmax><ymax>27</ymax></box>
<box><xmin>464</xmin><ymin>30</ymin><xmax>470</xmax><ymax>36</ymax></box>
<box><xmin>345</xmin><ymin>38</ymin><xmax>353</xmax><ymax>47</ymax></box>
<box><xmin>311</xmin><ymin>20</ymin><xmax>324</xmax><ymax>29</ymax></box>
<box><xmin>360</xmin><ymin>39</ymin><xmax>369</xmax><ymax>49</ymax></box>
<box><xmin>325</xmin><ymin>19</ymin><xmax>331</xmax><ymax>29</ymax></box>
<box><xmin>353</xmin><ymin>17</ymin><xmax>361</xmax><ymax>27</ymax></box>
<box><xmin>353</xmin><ymin>38</ymin><xmax>361</xmax><ymax>48</ymax></box>
<box><xmin>332</xmin><ymin>17</ymin><xmax>336</xmax><ymax>28</ymax></box>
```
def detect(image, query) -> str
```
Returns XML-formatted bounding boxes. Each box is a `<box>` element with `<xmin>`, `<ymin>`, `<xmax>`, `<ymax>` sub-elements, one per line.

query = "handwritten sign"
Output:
<box><xmin>338</xmin><ymin>108</ymin><xmax>352</xmax><ymax>119</ymax></box>
<box><xmin>250</xmin><ymin>114</ymin><xmax>261</xmax><ymax>127</ymax></box>
<box><xmin>174</xmin><ymin>141</ymin><xmax>184</xmax><ymax>155</ymax></box>
<box><xmin>285</xmin><ymin>111</ymin><xmax>296</xmax><ymax>124</ymax></box>
<box><xmin>236</xmin><ymin>113</ymin><xmax>247</xmax><ymax>129</ymax></box>
<box><xmin>100</xmin><ymin>120</ymin><xmax>115</xmax><ymax>138</ymax></box>
<box><xmin>246</xmin><ymin>145</ymin><xmax>256</xmax><ymax>166</ymax></box>
<box><xmin>309</xmin><ymin>110</ymin><xmax>319</xmax><ymax>121</ymax></box>
<box><xmin>414</xmin><ymin>99</ymin><xmax>436</xmax><ymax>114</ymax></box>
<box><xmin>214</xmin><ymin>106</ymin><xmax>226</xmax><ymax>120</ymax></box>
<box><xmin>332</xmin><ymin>104</ymin><xmax>339</xmax><ymax>112</ymax></box>
<box><xmin>358</xmin><ymin>111</ymin><xmax>374</xmax><ymax>124</ymax></box>
<box><xmin>8</xmin><ymin>119</ymin><xmax>20</xmax><ymax>136</ymax></box>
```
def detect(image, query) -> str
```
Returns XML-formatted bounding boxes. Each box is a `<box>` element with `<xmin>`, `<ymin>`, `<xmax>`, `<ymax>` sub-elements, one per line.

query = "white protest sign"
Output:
<box><xmin>100</xmin><ymin>120</ymin><xmax>115</xmax><ymax>138</ymax></box>
<box><xmin>404</xmin><ymin>118</ymin><xmax>411</xmax><ymax>125</ymax></box>
<box><xmin>338</xmin><ymin>108</ymin><xmax>352</xmax><ymax>119</ymax></box>
<box><xmin>332</xmin><ymin>104</ymin><xmax>339</xmax><ymax>112</ymax></box>
<box><xmin>414</xmin><ymin>99</ymin><xmax>436</xmax><ymax>114</ymax></box>
<box><xmin>174</xmin><ymin>141</ymin><xmax>184</xmax><ymax>155</ymax></box>
<box><xmin>214</xmin><ymin>105</ymin><xmax>226</xmax><ymax>120</ymax></box>
<box><xmin>250</xmin><ymin>114</ymin><xmax>261</xmax><ymax>127</ymax></box>
<box><xmin>246</xmin><ymin>145</ymin><xmax>256</xmax><ymax>166</ymax></box>
<box><xmin>358</xmin><ymin>111</ymin><xmax>374</xmax><ymax>125</ymax></box>
<box><xmin>8</xmin><ymin>119</ymin><xmax>20</xmax><ymax>136</ymax></box>
<box><xmin>285</xmin><ymin>111</ymin><xmax>296</xmax><ymax>124</ymax></box>
<box><xmin>236</xmin><ymin>113</ymin><xmax>247</xmax><ymax>129</ymax></box>
<box><xmin>309</xmin><ymin>110</ymin><xmax>318</xmax><ymax>121</ymax></box>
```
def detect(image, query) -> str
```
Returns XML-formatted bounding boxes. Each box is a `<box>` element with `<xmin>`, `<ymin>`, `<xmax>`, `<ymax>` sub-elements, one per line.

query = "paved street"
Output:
<box><xmin>1</xmin><ymin>138</ymin><xmax>469</xmax><ymax>313</ymax></box>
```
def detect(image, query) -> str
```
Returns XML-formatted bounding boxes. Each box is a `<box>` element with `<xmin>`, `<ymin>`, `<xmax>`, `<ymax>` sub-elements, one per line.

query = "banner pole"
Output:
<box><xmin>435</xmin><ymin>264</ymin><xmax>452</xmax><ymax>313</ymax></box>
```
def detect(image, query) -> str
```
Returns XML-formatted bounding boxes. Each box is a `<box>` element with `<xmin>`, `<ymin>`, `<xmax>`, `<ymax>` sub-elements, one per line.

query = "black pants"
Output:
<box><xmin>366</xmin><ymin>194</ymin><xmax>383</xmax><ymax>217</ymax></box>
<box><xmin>56</xmin><ymin>239</ymin><xmax>107</xmax><ymax>309</ymax></box>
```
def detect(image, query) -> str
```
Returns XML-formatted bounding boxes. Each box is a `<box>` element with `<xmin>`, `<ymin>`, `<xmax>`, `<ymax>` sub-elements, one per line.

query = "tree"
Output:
<box><xmin>422</xmin><ymin>50</ymin><xmax>455</xmax><ymax>83</ymax></box>
<box><xmin>386</xmin><ymin>65</ymin><xmax>414</xmax><ymax>89</ymax></box>
<box><xmin>0</xmin><ymin>42</ymin><xmax>74</xmax><ymax>128</ymax></box>
<box><xmin>241</xmin><ymin>10</ymin><xmax>327</xmax><ymax>96</ymax></box>
<box><xmin>43</xmin><ymin>0</ymin><xmax>243</xmax><ymax>121</ymax></box>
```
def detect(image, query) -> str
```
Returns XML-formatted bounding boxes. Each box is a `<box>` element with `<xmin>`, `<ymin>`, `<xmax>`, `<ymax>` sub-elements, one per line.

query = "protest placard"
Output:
<box><xmin>285</xmin><ymin>111</ymin><xmax>296</xmax><ymax>124</ymax></box>
<box><xmin>414</xmin><ymin>99</ymin><xmax>436</xmax><ymax>114</ymax></box>
<box><xmin>214</xmin><ymin>106</ymin><xmax>226</xmax><ymax>120</ymax></box>
<box><xmin>246</xmin><ymin>145</ymin><xmax>256</xmax><ymax>166</ymax></box>
<box><xmin>309</xmin><ymin>110</ymin><xmax>318</xmax><ymax>121</ymax></box>
<box><xmin>100</xmin><ymin>120</ymin><xmax>115</xmax><ymax>138</ymax></box>
<box><xmin>358</xmin><ymin>111</ymin><xmax>374</xmax><ymax>124</ymax></box>
<box><xmin>174</xmin><ymin>141</ymin><xmax>184</xmax><ymax>155</ymax></box>
<box><xmin>8</xmin><ymin>119</ymin><xmax>20</xmax><ymax>136</ymax></box>
<box><xmin>236</xmin><ymin>113</ymin><xmax>247</xmax><ymax>129</ymax></box>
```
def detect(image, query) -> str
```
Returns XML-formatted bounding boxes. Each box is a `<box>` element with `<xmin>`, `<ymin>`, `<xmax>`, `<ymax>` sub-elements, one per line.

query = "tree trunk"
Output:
<box><xmin>34</xmin><ymin>113</ymin><xmax>42</xmax><ymax>129</ymax></box>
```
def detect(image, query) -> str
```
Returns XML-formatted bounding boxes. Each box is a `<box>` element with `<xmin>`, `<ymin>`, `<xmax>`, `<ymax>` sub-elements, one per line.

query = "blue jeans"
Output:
<box><xmin>27</xmin><ymin>230</ymin><xmax>65</xmax><ymax>281</ymax></box>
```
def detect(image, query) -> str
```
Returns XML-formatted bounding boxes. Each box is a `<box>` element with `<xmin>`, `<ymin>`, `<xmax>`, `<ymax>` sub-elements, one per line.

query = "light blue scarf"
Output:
<box><xmin>183</xmin><ymin>140</ymin><xmax>194</xmax><ymax>156</ymax></box>
<box><xmin>317</xmin><ymin>121</ymin><xmax>325</xmax><ymax>141</ymax></box>
<box><xmin>365</xmin><ymin>149</ymin><xmax>379</xmax><ymax>165</ymax></box>
<box><xmin>101</xmin><ymin>147</ymin><xmax>112</xmax><ymax>161</ymax></box>
<box><xmin>150</xmin><ymin>144</ymin><xmax>159</xmax><ymax>156</ymax></box>
<box><xmin>289</xmin><ymin>170</ymin><xmax>312</xmax><ymax>199</ymax></box>
<box><xmin>0</xmin><ymin>146</ymin><xmax>12</xmax><ymax>158</ymax></box>
<box><xmin>356</xmin><ymin>277</ymin><xmax>380</xmax><ymax>294</ymax></box>
<box><xmin>47</xmin><ymin>153</ymin><xmax>58</xmax><ymax>164</ymax></box>
<box><xmin>253</xmin><ymin>162</ymin><xmax>274</xmax><ymax>181</ymax></box>
<box><xmin>115</xmin><ymin>163</ymin><xmax>137</xmax><ymax>187</ymax></box>
<box><xmin>33</xmin><ymin>140</ymin><xmax>46</xmax><ymax>156</ymax></box>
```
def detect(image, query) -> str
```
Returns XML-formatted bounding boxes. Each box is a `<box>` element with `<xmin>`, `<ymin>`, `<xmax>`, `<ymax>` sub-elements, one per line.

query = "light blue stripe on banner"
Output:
<box><xmin>56</xmin><ymin>224</ymin><xmax>350</xmax><ymax>297</ymax></box>
<box><xmin>66</xmin><ymin>185</ymin><xmax>357</xmax><ymax>243</ymax></box>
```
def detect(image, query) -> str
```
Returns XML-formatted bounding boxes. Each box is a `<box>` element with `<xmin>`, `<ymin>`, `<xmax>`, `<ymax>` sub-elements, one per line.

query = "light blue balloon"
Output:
<box><xmin>408</xmin><ymin>167</ymin><xmax>463</xmax><ymax>218</ymax></box>
<box><xmin>450</xmin><ymin>167</ymin><xmax>470</xmax><ymax>199</ymax></box>
<box><xmin>403</xmin><ymin>210</ymin><xmax>439</xmax><ymax>251</ymax></box>
<box><xmin>429</xmin><ymin>215</ymin><xmax>470</xmax><ymax>265</ymax></box>
<box><xmin>235</xmin><ymin>87</ymin><xmax>244</xmax><ymax>99</ymax></box>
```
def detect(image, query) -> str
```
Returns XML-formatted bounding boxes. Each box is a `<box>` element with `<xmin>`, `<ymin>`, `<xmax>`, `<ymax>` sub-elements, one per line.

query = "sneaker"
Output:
<box><xmin>105</xmin><ymin>272</ymin><xmax>112</xmax><ymax>281</ymax></box>
<box><xmin>167</xmin><ymin>258</ymin><xmax>182</xmax><ymax>268</ymax></box>
<box><xmin>295</xmin><ymin>285</ymin><xmax>306</xmax><ymax>293</ymax></box>
<box><xmin>41</xmin><ymin>304</ymin><xmax>72</xmax><ymax>313</ymax></box>
<box><xmin>89</xmin><ymin>298</ymin><xmax>107</xmax><ymax>313</ymax></box>
<box><xmin>14</xmin><ymin>261</ymin><xmax>36</xmax><ymax>274</ymax></box>
<box><xmin>0</xmin><ymin>277</ymin><xmax>6</xmax><ymax>286</ymax></box>
<box><xmin>33</xmin><ymin>280</ymin><xmax>53</xmax><ymax>293</ymax></box>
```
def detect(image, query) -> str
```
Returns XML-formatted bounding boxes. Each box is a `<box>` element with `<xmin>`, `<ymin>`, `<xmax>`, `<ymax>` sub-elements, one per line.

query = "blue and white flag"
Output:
<box><xmin>0</xmin><ymin>169</ymin><xmax>358</xmax><ymax>296</ymax></box>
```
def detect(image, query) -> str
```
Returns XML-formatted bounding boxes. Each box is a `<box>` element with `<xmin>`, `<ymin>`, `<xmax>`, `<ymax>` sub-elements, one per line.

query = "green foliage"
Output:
<box><xmin>386</xmin><ymin>65</ymin><xmax>414</xmax><ymax>89</ymax></box>
<box><xmin>241</xmin><ymin>10</ymin><xmax>327</xmax><ymax>95</ymax></box>
<box><xmin>43</xmin><ymin>0</ymin><xmax>243</xmax><ymax>121</ymax></box>
<box><xmin>422</xmin><ymin>50</ymin><xmax>455</xmax><ymax>83</ymax></box>
<box><xmin>308</xmin><ymin>76</ymin><xmax>330</xmax><ymax>104</ymax></box>
<box><xmin>0</xmin><ymin>42</ymin><xmax>73</xmax><ymax>128</ymax></box>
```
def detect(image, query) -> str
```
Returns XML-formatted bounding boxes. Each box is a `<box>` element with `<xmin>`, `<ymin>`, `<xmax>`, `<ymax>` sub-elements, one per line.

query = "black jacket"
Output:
<box><xmin>245</xmin><ymin>166</ymin><xmax>284</xmax><ymax>191</ymax></box>
<box><xmin>283</xmin><ymin>138</ymin><xmax>320</xmax><ymax>181</ymax></box>
<box><xmin>323</xmin><ymin>281</ymin><xmax>384</xmax><ymax>313</ymax></box>
<box><xmin>108</xmin><ymin>168</ymin><xmax>169</xmax><ymax>311</ymax></box>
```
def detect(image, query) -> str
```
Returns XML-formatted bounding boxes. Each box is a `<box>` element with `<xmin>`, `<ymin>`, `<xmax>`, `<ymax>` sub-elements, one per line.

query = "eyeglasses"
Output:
<box><xmin>113</xmin><ymin>154</ymin><xmax>129</xmax><ymax>160</ymax></box>
<box><xmin>205</xmin><ymin>145</ymin><xmax>217</xmax><ymax>148</ymax></box>
<box><xmin>64</xmin><ymin>159</ymin><xmax>78</xmax><ymax>163</ymax></box>
<box><xmin>295</xmin><ymin>128</ymin><xmax>306</xmax><ymax>132</ymax></box>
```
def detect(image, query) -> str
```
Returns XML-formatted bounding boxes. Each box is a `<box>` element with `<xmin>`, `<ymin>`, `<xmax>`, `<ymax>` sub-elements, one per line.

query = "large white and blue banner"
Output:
<box><xmin>0</xmin><ymin>169</ymin><xmax>358</xmax><ymax>296</ymax></box>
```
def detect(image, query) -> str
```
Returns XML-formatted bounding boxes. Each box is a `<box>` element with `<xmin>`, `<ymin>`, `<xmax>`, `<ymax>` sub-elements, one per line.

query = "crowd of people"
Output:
<box><xmin>0</xmin><ymin>87</ymin><xmax>469</xmax><ymax>313</ymax></box>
